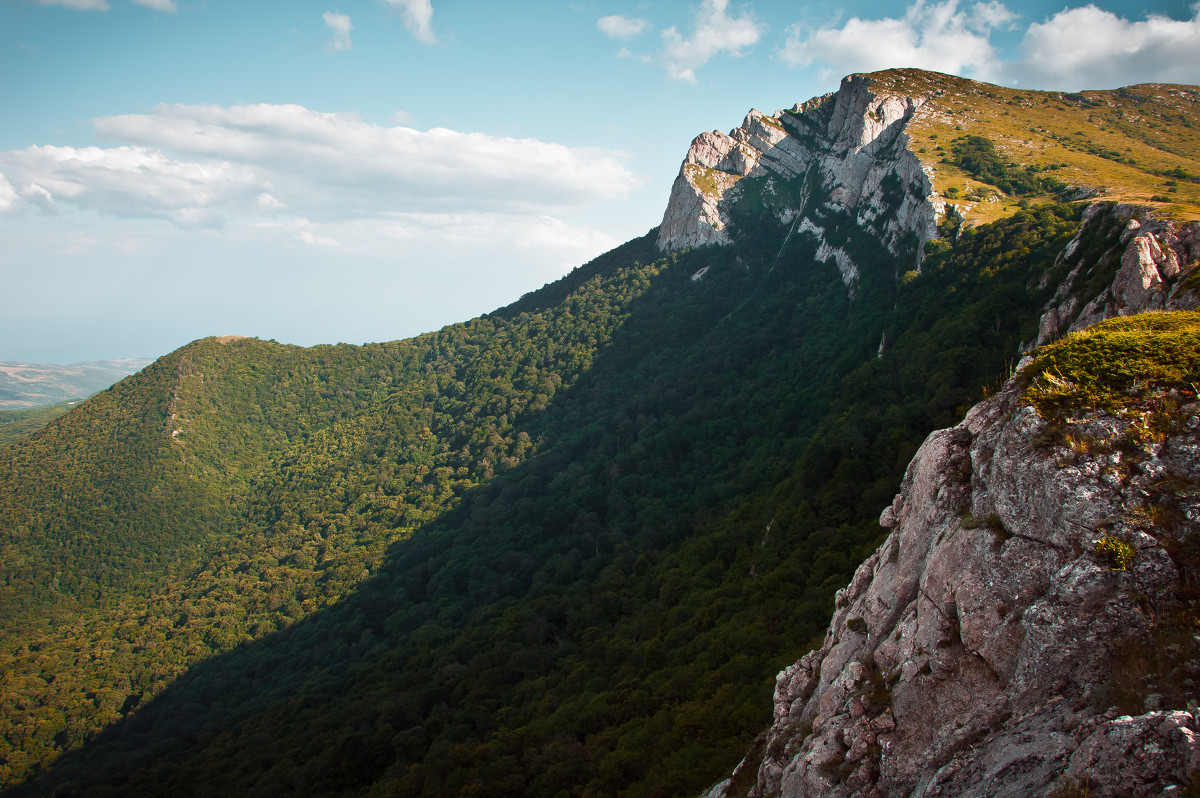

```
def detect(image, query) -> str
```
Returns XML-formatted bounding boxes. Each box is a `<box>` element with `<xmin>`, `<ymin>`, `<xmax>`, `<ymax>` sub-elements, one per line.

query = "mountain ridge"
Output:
<box><xmin>0</xmin><ymin>358</ymin><xmax>152</xmax><ymax>410</ymax></box>
<box><xmin>707</xmin><ymin>222</ymin><xmax>1200</xmax><ymax>798</ymax></box>
<box><xmin>657</xmin><ymin>69</ymin><xmax>1200</xmax><ymax>270</ymax></box>
<box><xmin>1</xmin><ymin>69</ymin><xmax>1199</xmax><ymax>796</ymax></box>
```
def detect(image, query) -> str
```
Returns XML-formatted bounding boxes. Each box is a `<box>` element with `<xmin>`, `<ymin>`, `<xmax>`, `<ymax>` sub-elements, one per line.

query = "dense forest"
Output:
<box><xmin>4</xmin><ymin>63</ymin><xmax>1199</xmax><ymax>796</ymax></box>
<box><xmin>0</xmin><ymin>404</ymin><xmax>74</xmax><ymax>447</ymax></box>
<box><xmin>0</xmin><ymin>189</ymin><xmax>1136</xmax><ymax>796</ymax></box>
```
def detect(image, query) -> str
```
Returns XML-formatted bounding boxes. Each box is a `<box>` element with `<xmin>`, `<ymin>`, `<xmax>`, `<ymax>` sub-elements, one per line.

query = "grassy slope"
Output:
<box><xmin>1022</xmin><ymin>311</ymin><xmax>1200</xmax><ymax>417</ymax></box>
<box><xmin>867</xmin><ymin>68</ymin><xmax>1200</xmax><ymax>225</ymax></box>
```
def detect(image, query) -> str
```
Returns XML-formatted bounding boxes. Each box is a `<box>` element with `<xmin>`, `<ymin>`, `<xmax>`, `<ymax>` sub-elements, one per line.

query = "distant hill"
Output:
<box><xmin>0</xmin><ymin>358</ymin><xmax>152</xmax><ymax>409</ymax></box>
<box><xmin>0</xmin><ymin>403</ymin><xmax>79</xmax><ymax>447</ymax></box>
<box><xmin>1</xmin><ymin>69</ymin><xmax>1198</xmax><ymax>797</ymax></box>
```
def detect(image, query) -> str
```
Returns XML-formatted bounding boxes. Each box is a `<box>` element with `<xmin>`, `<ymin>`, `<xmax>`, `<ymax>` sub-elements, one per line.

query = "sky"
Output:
<box><xmin>2</xmin><ymin>0</ymin><xmax>1198</xmax><ymax>363</ymax></box>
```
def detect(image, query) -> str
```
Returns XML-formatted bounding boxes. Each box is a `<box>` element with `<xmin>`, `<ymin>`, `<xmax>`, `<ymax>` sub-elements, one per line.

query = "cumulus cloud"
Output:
<box><xmin>661</xmin><ymin>0</ymin><xmax>763</xmax><ymax>81</ymax></box>
<box><xmin>379</xmin><ymin>0</ymin><xmax>437</xmax><ymax>45</ymax></box>
<box><xmin>0</xmin><ymin>103</ymin><xmax>638</xmax><ymax>229</ymax></box>
<box><xmin>132</xmin><ymin>0</ymin><xmax>179</xmax><ymax>11</ymax></box>
<box><xmin>324</xmin><ymin>11</ymin><xmax>354</xmax><ymax>53</ymax></box>
<box><xmin>777</xmin><ymin>0</ymin><xmax>1012</xmax><ymax>81</ymax></box>
<box><xmin>777</xmin><ymin>0</ymin><xmax>1200</xmax><ymax>89</ymax></box>
<box><xmin>1011</xmin><ymin>4</ymin><xmax>1200</xmax><ymax>88</ymax></box>
<box><xmin>0</xmin><ymin>174</ymin><xmax>20</xmax><ymax>215</ymax></box>
<box><xmin>0</xmin><ymin>144</ymin><xmax>258</xmax><ymax>228</ymax></box>
<box><xmin>35</xmin><ymin>0</ymin><xmax>109</xmax><ymax>10</ymax></box>
<box><xmin>597</xmin><ymin>15</ymin><xmax>650</xmax><ymax>40</ymax></box>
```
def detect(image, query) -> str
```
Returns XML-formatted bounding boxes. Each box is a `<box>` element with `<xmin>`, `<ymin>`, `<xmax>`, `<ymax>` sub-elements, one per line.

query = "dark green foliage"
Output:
<box><xmin>0</xmin><ymin>199</ymin><xmax>1103</xmax><ymax>796</ymax></box>
<box><xmin>949</xmin><ymin>134</ymin><xmax>1064</xmax><ymax>197</ymax></box>
<box><xmin>0</xmin><ymin>403</ymin><xmax>74</xmax><ymax>446</ymax></box>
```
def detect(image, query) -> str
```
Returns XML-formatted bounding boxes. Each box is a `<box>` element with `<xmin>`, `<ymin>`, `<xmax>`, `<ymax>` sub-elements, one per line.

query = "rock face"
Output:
<box><xmin>740</xmin><ymin>388</ymin><xmax>1200</xmax><ymax>797</ymax></box>
<box><xmin>656</xmin><ymin>75</ymin><xmax>937</xmax><ymax>287</ymax></box>
<box><xmin>705</xmin><ymin>217</ymin><xmax>1200</xmax><ymax>798</ymax></box>
<box><xmin>1035</xmin><ymin>204</ymin><xmax>1200</xmax><ymax>347</ymax></box>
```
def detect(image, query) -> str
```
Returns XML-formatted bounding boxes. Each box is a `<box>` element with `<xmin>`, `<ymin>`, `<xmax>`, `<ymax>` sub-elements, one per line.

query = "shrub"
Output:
<box><xmin>1093</xmin><ymin>534</ymin><xmax>1135</xmax><ymax>571</ymax></box>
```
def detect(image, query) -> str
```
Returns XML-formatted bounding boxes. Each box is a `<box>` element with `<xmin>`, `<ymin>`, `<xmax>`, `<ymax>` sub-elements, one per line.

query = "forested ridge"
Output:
<box><xmin>0</xmin><ymin>196</ymin><xmax>1128</xmax><ymax>795</ymax></box>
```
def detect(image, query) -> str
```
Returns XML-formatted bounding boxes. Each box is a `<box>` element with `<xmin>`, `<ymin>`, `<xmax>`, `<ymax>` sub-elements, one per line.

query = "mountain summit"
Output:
<box><xmin>657</xmin><ymin>73</ymin><xmax>934</xmax><ymax>280</ymax></box>
<box><xmin>659</xmin><ymin>69</ymin><xmax>1200</xmax><ymax>267</ymax></box>
<box><xmin>1</xmin><ymin>69</ymin><xmax>1199</xmax><ymax>797</ymax></box>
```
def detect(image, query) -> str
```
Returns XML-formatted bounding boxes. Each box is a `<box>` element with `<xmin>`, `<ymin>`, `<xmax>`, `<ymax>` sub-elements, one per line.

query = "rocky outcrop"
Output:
<box><xmin>1035</xmin><ymin>204</ymin><xmax>1200</xmax><ymax>346</ymax></box>
<box><xmin>705</xmin><ymin>217</ymin><xmax>1200</xmax><ymax>797</ymax></box>
<box><xmin>656</xmin><ymin>75</ymin><xmax>938</xmax><ymax>286</ymax></box>
<box><xmin>731</xmin><ymin>380</ymin><xmax>1200</xmax><ymax>797</ymax></box>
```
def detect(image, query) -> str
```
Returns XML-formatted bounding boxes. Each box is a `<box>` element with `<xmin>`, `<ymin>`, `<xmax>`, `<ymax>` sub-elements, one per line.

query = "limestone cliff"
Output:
<box><xmin>656</xmin><ymin>75</ymin><xmax>936</xmax><ymax>287</ymax></box>
<box><xmin>703</xmin><ymin>206</ymin><xmax>1200</xmax><ymax>798</ymax></box>
<box><xmin>1036</xmin><ymin>204</ymin><xmax>1200</xmax><ymax>347</ymax></box>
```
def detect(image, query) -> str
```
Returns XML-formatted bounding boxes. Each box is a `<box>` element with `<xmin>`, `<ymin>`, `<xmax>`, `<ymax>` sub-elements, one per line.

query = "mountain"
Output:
<box><xmin>708</xmin><ymin>310</ymin><xmax>1200</xmax><ymax>798</ymax></box>
<box><xmin>1</xmin><ymin>69</ymin><xmax>1198</xmax><ymax>797</ymax></box>
<box><xmin>657</xmin><ymin>68</ymin><xmax>1200</xmax><ymax>255</ymax></box>
<box><xmin>0</xmin><ymin>359</ymin><xmax>153</xmax><ymax>410</ymax></box>
<box><xmin>0</xmin><ymin>358</ymin><xmax>153</xmax><ymax>445</ymax></box>
<box><xmin>0</xmin><ymin>405</ymin><xmax>75</xmax><ymax>448</ymax></box>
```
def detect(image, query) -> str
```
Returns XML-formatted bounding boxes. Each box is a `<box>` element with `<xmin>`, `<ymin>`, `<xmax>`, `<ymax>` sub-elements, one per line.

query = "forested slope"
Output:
<box><xmin>3</xmin><ymin>68</ymin><xmax>1198</xmax><ymax>797</ymax></box>
<box><xmin>1</xmin><ymin>199</ymin><xmax>1126</xmax><ymax>796</ymax></box>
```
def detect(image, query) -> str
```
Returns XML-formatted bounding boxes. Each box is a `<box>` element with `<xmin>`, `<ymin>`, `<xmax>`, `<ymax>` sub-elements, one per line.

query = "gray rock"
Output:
<box><xmin>1044</xmin><ymin>207</ymin><xmax>1200</xmax><ymax>343</ymax></box>
<box><xmin>710</xmin><ymin>222</ymin><xmax>1200</xmax><ymax>797</ymax></box>
<box><xmin>655</xmin><ymin>75</ymin><xmax>938</xmax><ymax>277</ymax></box>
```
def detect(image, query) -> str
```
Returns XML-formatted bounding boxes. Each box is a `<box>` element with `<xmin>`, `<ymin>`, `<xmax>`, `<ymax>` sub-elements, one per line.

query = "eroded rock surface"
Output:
<box><xmin>706</xmin><ymin>222</ymin><xmax>1200</xmax><ymax>798</ymax></box>
<box><xmin>656</xmin><ymin>74</ymin><xmax>937</xmax><ymax>287</ymax></box>
<box><xmin>719</xmin><ymin>377</ymin><xmax>1200</xmax><ymax>797</ymax></box>
<box><xmin>1036</xmin><ymin>204</ymin><xmax>1200</xmax><ymax>346</ymax></box>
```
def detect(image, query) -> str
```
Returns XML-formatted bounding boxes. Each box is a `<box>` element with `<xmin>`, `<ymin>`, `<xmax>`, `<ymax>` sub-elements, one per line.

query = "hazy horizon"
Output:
<box><xmin>3</xmin><ymin>0</ymin><xmax>1199</xmax><ymax>364</ymax></box>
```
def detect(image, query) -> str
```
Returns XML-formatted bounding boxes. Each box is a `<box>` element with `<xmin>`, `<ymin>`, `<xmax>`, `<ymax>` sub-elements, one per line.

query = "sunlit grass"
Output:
<box><xmin>865</xmin><ymin>68</ymin><xmax>1200</xmax><ymax>226</ymax></box>
<box><xmin>1021</xmin><ymin>311</ymin><xmax>1200</xmax><ymax>418</ymax></box>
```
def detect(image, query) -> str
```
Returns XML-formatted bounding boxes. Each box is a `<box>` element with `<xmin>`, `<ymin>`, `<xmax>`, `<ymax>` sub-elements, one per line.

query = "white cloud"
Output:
<box><xmin>0</xmin><ymin>174</ymin><xmax>20</xmax><ymax>215</ymax></box>
<box><xmin>371</xmin><ymin>212</ymin><xmax>621</xmax><ymax>258</ymax></box>
<box><xmin>1012</xmin><ymin>4</ymin><xmax>1200</xmax><ymax>88</ymax></box>
<box><xmin>323</xmin><ymin>11</ymin><xmax>354</xmax><ymax>54</ymax></box>
<box><xmin>0</xmin><ymin>144</ymin><xmax>257</xmax><ymax>227</ymax></box>
<box><xmin>0</xmin><ymin>103</ymin><xmax>638</xmax><ymax>230</ymax></box>
<box><xmin>777</xmin><ymin>0</ymin><xmax>1011</xmax><ymax>81</ymax></box>
<box><xmin>132</xmin><ymin>0</ymin><xmax>179</xmax><ymax>12</ymax></box>
<box><xmin>256</xmin><ymin>192</ymin><xmax>285</xmax><ymax>209</ymax></box>
<box><xmin>970</xmin><ymin>0</ymin><xmax>1016</xmax><ymax>31</ymax></box>
<box><xmin>379</xmin><ymin>0</ymin><xmax>436</xmax><ymax>45</ymax></box>
<box><xmin>777</xmin><ymin>0</ymin><xmax>1200</xmax><ymax>90</ymax></box>
<box><xmin>661</xmin><ymin>0</ymin><xmax>763</xmax><ymax>82</ymax></box>
<box><xmin>298</xmin><ymin>229</ymin><xmax>339</xmax><ymax>247</ymax></box>
<box><xmin>35</xmin><ymin>0</ymin><xmax>109</xmax><ymax>10</ymax></box>
<box><xmin>598</xmin><ymin>15</ymin><xmax>650</xmax><ymax>40</ymax></box>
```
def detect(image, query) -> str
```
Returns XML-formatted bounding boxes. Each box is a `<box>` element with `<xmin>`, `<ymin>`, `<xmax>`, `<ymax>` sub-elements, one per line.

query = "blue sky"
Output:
<box><xmin>2</xmin><ymin>0</ymin><xmax>1199</xmax><ymax>363</ymax></box>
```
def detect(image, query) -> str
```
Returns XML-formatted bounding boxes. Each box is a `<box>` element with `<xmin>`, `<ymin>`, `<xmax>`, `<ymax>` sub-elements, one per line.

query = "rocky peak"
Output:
<box><xmin>825</xmin><ymin>74</ymin><xmax>924</xmax><ymax>153</ymax></box>
<box><xmin>655</xmin><ymin>73</ymin><xmax>935</xmax><ymax>287</ymax></box>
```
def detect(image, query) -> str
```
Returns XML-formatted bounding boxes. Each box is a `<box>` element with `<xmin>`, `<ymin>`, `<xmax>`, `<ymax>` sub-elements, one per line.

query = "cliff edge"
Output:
<box><xmin>705</xmin><ymin>209</ymin><xmax>1200</xmax><ymax>797</ymax></box>
<box><xmin>659</xmin><ymin>69</ymin><xmax>1200</xmax><ymax>294</ymax></box>
<box><xmin>656</xmin><ymin>74</ymin><xmax>936</xmax><ymax>287</ymax></box>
